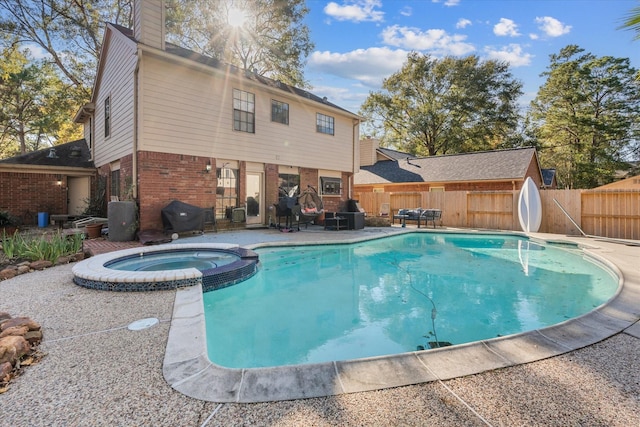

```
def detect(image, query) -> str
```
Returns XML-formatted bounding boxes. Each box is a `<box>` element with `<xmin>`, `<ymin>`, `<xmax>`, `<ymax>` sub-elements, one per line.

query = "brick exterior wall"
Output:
<box><xmin>95</xmin><ymin>151</ymin><xmax>352</xmax><ymax>231</ymax></box>
<box><xmin>136</xmin><ymin>151</ymin><xmax>216</xmax><ymax>230</ymax></box>
<box><xmin>0</xmin><ymin>172</ymin><xmax>68</xmax><ymax>225</ymax></box>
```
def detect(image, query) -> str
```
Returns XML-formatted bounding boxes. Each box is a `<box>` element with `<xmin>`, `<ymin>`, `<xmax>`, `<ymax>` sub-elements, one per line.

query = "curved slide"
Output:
<box><xmin>518</xmin><ymin>177</ymin><xmax>542</xmax><ymax>233</ymax></box>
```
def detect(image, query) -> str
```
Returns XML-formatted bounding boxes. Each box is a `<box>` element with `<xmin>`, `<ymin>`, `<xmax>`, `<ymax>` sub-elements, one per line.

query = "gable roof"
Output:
<box><xmin>377</xmin><ymin>147</ymin><xmax>419</xmax><ymax>161</ymax></box>
<box><xmin>354</xmin><ymin>147</ymin><xmax>539</xmax><ymax>185</ymax></box>
<box><xmin>0</xmin><ymin>139</ymin><xmax>94</xmax><ymax>169</ymax></box>
<box><xmin>104</xmin><ymin>23</ymin><xmax>358</xmax><ymax>118</ymax></box>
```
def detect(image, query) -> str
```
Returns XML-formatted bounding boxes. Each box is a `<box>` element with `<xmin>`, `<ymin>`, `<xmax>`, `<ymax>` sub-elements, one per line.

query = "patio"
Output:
<box><xmin>1</xmin><ymin>226</ymin><xmax>639</xmax><ymax>426</ymax></box>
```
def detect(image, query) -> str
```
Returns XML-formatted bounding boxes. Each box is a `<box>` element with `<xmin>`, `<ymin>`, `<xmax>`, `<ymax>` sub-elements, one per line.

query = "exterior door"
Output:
<box><xmin>67</xmin><ymin>177</ymin><xmax>91</xmax><ymax>215</ymax></box>
<box><xmin>245</xmin><ymin>172</ymin><xmax>263</xmax><ymax>225</ymax></box>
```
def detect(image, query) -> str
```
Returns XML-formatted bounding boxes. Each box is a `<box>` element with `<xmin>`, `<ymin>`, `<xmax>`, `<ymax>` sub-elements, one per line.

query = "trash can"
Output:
<box><xmin>37</xmin><ymin>212</ymin><xmax>49</xmax><ymax>228</ymax></box>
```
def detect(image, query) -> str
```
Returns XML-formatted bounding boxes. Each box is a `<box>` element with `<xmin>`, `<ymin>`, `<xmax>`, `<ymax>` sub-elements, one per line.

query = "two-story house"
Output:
<box><xmin>74</xmin><ymin>0</ymin><xmax>361</xmax><ymax>231</ymax></box>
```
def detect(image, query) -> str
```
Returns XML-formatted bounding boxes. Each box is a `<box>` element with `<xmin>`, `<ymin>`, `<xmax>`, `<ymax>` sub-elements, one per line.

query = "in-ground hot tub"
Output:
<box><xmin>72</xmin><ymin>243</ymin><xmax>259</xmax><ymax>292</ymax></box>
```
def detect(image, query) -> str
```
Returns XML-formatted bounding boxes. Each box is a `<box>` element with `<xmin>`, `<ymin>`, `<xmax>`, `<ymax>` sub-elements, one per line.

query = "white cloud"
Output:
<box><xmin>535</xmin><ymin>16</ymin><xmax>571</xmax><ymax>37</ymax></box>
<box><xmin>484</xmin><ymin>44</ymin><xmax>533</xmax><ymax>67</ymax></box>
<box><xmin>400</xmin><ymin>6</ymin><xmax>412</xmax><ymax>17</ymax></box>
<box><xmin>432</xmin><ymin>0</ymin><xmax>461</xmax><ymax>6</ymax></box>
<box><xmin>529</xmin><ymin>33</ymin><xmax>539</xmax><ymax>40</ymax></box>
<box><xmin>493</xmin><ymin>18</ymin><xmax>520</xmax><ymax>37</ymax></box>
<box><xmin>381</xmin><ymin>25</ymin><xmax>475</xmax><ymax>56</ymax></box>
<box><xmin>324</xmin><ymin>0</ymin><xmax>384</xmax><ymax>23</ymax></box>
<box><xmin>309</xmin><ymin>47</ymin><xmax>409</xmax><ymax>87</ymax></box>
<box><xmin>456</xmin><ymin>18</ymin><xmax>472</xmax><ymax>29</ymax></box>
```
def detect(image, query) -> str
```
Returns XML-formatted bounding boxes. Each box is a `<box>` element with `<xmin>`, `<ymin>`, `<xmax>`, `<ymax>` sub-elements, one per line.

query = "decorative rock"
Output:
<box><xmin>0</xmin><ymin>314</ymin><xmax>42</xmax><ymax>389</ymax></box>
<box><xmin>0</xmin><ymin>361</ymin><xmax>11</xmax><ymax>379</ymax></box>
<box><xmin>0</xmin><ymin>335</ymin><xmax>29</xmax><ymax>365</ymax></box>
<box><xmin>17</xmin><ymin>265</ymin><xmax>29</xmax><ymax>274</ymax></box>
<box><xmin>0</xmin><ymin>269</ymin><xmax>17</xmax><ymax>280</ymax></box>
<box><xmin>29</xmin><ymin>260</ymin><xmax>53</xmax><ymax>270</ymax></box>
<box><xmin>0</xmin><ymin>326</ymin><xmax>29</xmax><ymax>338</ymax></box>
<box><xmin>24</xmin><ymin>330</ymin><xmax>43</xmax><ymax>345</ymax></box>
<box><xmin>0</xmin><ymin>317</ymin><xmax>41</xmax><ymax>332</ymax></box>
<box><xmin>55</xmin><ymin>256</ymin><xmax>69</xmax><ymax>265</ymax></box>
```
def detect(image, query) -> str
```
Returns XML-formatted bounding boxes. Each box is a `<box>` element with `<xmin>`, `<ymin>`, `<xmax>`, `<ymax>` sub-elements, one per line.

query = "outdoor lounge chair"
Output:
<box><xmin>297</xmin><ymin>185</ymin><xmax>324</xmax><ymax>228</ymax></box>
<box><xmin>393</xmin><ymin>208</ymin><xmax>442</xmax><ymax>228</ymax></box>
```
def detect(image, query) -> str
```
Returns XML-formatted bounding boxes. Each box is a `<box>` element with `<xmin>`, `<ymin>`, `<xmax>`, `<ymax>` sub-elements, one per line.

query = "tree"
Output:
<box><xmin>0</xmin><ymin>42</ymin><xmax>83</xmax><ymax>155</ymax></box>
<box><xmin>528</xmin><ymin>45</ymin><xmax>640</xmax><ymax>189</ymax></box>
<box><xmin>166</xmin><ymin>0</ymin><xmax>313</xmax><ymax>87</ymax></box>
<box><xmin>360</xmin><ymin>52</ymin><xmax>523</xmax><ymax>156</ymax></box>
<box><xmin>619</xmin><ymin>3</ymin><xmax>640</xmax><ymax>40</ymax></box>
<box><xmin>0</xmin><ymin>0</ymin><xmax>133</xmax><ymax>96</ymax></box>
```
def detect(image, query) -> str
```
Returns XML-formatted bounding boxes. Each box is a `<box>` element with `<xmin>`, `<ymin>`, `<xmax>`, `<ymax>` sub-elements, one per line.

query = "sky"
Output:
<box><xmin>301</xmin><ymin>0</ymin><xmax>640</xmax><ymax>114</ymax></box>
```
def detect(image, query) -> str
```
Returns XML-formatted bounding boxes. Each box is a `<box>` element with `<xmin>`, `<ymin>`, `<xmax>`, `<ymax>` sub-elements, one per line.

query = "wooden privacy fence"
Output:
<box><xmin>352</xmin><ymin>189</ymin><xmax>640</xmax><ymax>240</ymax></box>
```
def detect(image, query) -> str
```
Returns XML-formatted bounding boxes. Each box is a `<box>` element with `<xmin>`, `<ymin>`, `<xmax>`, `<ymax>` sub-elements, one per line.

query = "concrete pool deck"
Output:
<box><xmin>2</xmin><ymin>225</ymin><xmax>640</xmax><ymax>426</ymax></box>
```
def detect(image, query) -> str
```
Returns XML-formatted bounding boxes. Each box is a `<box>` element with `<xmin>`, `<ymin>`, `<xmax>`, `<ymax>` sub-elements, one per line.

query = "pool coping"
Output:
<box><xmin>162</xmin><ymin>230</ymin><xmax>640</xmax><ymax>403</ymax></box>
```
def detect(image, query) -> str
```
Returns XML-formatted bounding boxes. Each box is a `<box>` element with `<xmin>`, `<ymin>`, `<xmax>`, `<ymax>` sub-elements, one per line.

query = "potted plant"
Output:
<box><xmin>0</xmin><ymin>210</ymin><xmax>19</xmax><ymax>235</ymax></box>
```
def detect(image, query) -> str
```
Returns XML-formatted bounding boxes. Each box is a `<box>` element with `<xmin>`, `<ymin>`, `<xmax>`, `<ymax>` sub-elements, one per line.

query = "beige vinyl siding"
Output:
<box><xmin>134</xmin><ymin>0</ymin><xmax>164</xmax><ymax>49</ymax></box>
<box><xmin>93</xmin><ymin>31</ymin><xmax>137</xmax><ymax>167</ymax></box>
<box><xmin>138</xmin><ymin>55</ymin><xmax>357</xmax><ymax>172</ymax></box>
<box><xmin>359</xmin><ymin>139</ymin><xmax>377</xmax><ymax>166</ymax></box>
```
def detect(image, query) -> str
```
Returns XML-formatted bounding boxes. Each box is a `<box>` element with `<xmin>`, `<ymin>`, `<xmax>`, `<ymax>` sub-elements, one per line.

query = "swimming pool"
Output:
<box><xmin>203</xmin><ymin>233</ymin><xmax>618</xmax><ymax>368</ymax></box>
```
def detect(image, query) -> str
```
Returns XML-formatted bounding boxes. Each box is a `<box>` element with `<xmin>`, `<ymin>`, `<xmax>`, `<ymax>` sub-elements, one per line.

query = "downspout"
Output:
<box><xmin>133</xmin><ymin>48</ymin><xmax>141</xmax><ymax>199</ymax></box>
<box><xmin>351</xmin><ymin>118</ymin><xmax>360</xmax><ymax>199</ymax></box>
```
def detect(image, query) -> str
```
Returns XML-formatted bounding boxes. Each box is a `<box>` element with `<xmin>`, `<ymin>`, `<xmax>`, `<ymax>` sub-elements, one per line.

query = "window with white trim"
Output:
<box><xmin>233</xmin><ymin>89</ymin><xmax>255</xmax><ymax>133</ymax></box>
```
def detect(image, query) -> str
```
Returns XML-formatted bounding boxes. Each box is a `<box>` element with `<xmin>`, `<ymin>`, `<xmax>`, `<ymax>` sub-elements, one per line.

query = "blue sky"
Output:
<box><xmin>302</xmin><ymin>0</ymin><xmax>640</xmax><ymax>114</ymax></box>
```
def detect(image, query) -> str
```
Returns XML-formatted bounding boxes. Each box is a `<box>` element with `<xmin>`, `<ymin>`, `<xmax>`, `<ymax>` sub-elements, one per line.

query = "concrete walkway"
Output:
<box><xmin>2</xmin><ymin>226</ymin><xmax>640</xmax><ymax>426</ymax></box>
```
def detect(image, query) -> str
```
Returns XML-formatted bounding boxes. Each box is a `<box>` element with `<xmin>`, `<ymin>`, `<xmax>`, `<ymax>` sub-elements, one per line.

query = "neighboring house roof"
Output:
<box><xmin>376</xmin><ymin>147</ymin><xmax>419</xmax><ymax>161</ymax></box>
<box><xmin>354</xmin><ymin>147</ymin><xmax>539</xmax><ymax>185</ymax></box>
<box><xmin>0</xmin><ymin>139</ymin><xmax>94</xmax><ymax>169</ymax></box>
<box><xmin>593</xmin><ymin>174</ymin><xmax>640</xmax><ymax>190</ymax></box>
<box><xmin>106</xmin><ymin>23</ymin><xmax>358</xmax><ymax>118</ymax></box>
<box><xmin>541</xmin><ymin>168</ymin><xmax>556</xmax><ymax>187</ymax></box>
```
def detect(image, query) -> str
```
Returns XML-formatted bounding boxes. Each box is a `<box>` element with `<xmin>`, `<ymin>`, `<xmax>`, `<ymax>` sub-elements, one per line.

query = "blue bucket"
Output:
<box><xmin>37</xmin><ymin>212</ymin><xmax>49</xmax><ymax>228</ymax></box>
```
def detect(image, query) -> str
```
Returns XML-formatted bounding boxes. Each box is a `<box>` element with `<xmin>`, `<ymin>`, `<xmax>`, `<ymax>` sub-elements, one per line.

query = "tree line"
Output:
<box><xmin>1</xmin><ymin>0</ymin><xmax>639</xmax><ymax>189</ymax></box>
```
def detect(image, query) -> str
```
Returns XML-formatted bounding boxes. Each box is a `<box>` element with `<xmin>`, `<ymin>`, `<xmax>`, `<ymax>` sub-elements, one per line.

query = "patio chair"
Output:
<box><xmin>297</xmin><ymin>185</ymin><xmax>324</xmax><ymax>227</ymax></box>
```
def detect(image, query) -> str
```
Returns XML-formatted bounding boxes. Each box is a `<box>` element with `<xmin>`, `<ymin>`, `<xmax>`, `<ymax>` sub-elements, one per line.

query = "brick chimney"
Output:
<box><xmin>133</xmin><ymin>0</ymin><xmax>165</xmax><ymax>50</ymax></box>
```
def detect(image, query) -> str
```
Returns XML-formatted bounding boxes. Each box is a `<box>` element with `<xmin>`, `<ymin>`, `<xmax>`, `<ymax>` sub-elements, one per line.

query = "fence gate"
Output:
<box><xmin>466</xmin><ymin>192</ymin><xmax>515</xmax><ymax>230</ymax></box>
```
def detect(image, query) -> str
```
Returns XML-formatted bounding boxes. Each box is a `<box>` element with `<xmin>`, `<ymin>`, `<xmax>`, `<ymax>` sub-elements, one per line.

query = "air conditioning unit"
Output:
<box><xmin>232</xmin><ymin>208</ymin><xmax>246</xmax><ymax>223</ymax></box>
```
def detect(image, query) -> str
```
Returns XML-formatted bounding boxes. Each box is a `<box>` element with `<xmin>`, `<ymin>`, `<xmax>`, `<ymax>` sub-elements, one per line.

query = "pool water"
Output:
<box><xmin>203</xmin><ymin>233</ymin><xmax>618</xmax><ymax>368</ymax></box>
<box><xmin>106</xmin><ymin>249</ymin><xmax>240</xmax><ymax>272</ymax></box>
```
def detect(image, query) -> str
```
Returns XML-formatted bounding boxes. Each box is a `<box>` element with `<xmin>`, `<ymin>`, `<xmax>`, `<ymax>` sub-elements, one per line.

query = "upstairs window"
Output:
<box><xmin>104</xmin><ymin>97</ymin><xmax>111</xmax><ymax>138</ymax></box>
<box><xmin>233</xmin><ymin>89</ymin><xmax>255</xmax><ymax>133</ymax></box>
<box><xmin>271</xmin><ymin>100</ymin><xmax>289</xmax><ymax>125</ymax></box>
<box><xmin>316</xmin><ymin>113</ymin><xmax>334</xmax><ymax>135</ymax></box>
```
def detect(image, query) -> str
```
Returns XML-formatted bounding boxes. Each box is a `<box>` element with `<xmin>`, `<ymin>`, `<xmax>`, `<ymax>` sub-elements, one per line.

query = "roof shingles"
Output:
<box><xmin>355</xmin><ymin>147</ymin><xmax>537</xmax><ymax>185</ymax></box>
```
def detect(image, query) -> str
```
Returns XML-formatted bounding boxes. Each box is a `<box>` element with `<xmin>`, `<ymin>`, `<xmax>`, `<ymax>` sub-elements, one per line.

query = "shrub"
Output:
<box><xmin>1</xmin><ymin>231</ymin><xmax>84</xmax><ymax>264</ymax></box>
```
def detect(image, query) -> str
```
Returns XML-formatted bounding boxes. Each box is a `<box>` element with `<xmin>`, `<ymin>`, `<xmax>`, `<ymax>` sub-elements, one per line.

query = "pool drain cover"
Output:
<box><xmin>128</xmin><ymin>317</ymin><xmax>159</xmax><ymax>331</ymax></box>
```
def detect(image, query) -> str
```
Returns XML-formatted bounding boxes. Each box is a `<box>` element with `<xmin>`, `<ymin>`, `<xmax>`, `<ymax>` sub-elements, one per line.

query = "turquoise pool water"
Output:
<box><xmin>203</xmin><ymin>233</ymin><xmax>618</xmax><ymax>368</ymax></box>
<box><xmin>105</xmin><ymin>249</ymin><xmax>239</xmax><ymax>272</ymax></box>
